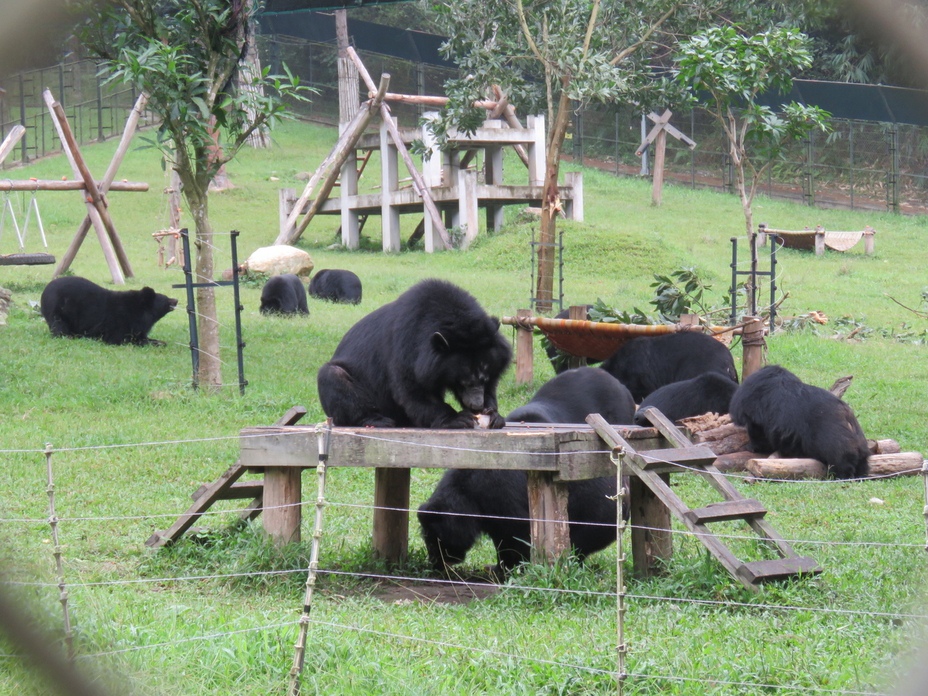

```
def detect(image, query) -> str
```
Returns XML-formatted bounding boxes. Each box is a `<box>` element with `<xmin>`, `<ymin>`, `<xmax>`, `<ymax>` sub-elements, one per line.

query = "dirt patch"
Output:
<box><xmin>371</xmin><ymin>578</ymin><xmax>501</xmax><ymax>606</ymax></box>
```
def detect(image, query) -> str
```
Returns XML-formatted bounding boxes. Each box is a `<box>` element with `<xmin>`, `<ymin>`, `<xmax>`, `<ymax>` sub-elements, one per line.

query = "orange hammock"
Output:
<box><xmin>501</xmin><ymin>316</ymin><xmax>732</xmax><ymax>361</ymax></box>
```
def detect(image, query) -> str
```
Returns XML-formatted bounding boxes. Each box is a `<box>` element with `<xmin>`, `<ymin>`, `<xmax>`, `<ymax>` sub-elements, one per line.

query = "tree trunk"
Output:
<box><xmin>535</xmin><ymin>89</ymin><xmax>572</xmax><ymax>314</ymax></box>
<box><xmin>189</xmin><ymin>190</ymin><xmax>222</xmax><ymax>390</ymax></box>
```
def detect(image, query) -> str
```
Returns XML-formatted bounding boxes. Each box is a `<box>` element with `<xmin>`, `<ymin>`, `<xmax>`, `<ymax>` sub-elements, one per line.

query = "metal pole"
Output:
<box><xmin>229</xmin><ymin>230</ymin><xmax>247</xmax><ymax>396</ymax></box>
<box><xmin>749</xmin><ymin>232</ymin><xmax>758</xmax><ymax>317</ymax></box>
<box><xmin>44</xmin><ymin>444</ymin><xmax>74</xmax><ymax>661</ymax></box>
<box><xmin>179</xmin><ymin>229</ymin><xmax>199</xmax><ymax>390</ymax></box>
<box><xmin>769</xmin><ymin>235</ymin><xmax>778</xmax><ymax>333</ymax></box>
<box><xmin>729</xmin><ymin>237</ymin><xmax>738</xmax><ymax>326</ymax></box>
<box><xmin>613</xmin><ymin>446</ymin><xmax>628</xmax><ymax>696</ymax></box>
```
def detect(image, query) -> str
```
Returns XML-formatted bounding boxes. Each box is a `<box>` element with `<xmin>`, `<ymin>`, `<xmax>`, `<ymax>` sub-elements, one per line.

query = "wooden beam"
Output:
<box><xmin>0</xmin><ymin>180</ymin><xmax>148</xmax><ymax>192</ymax></box>
<box><xmin>0</xmin><ymin>125</ymin><xmax>25</xmax><ymax>165</ymax></box>
<box><xmin>375</xmin><ymin>92</ymin><xmax>498</xmax><ymax>110</ymax></box>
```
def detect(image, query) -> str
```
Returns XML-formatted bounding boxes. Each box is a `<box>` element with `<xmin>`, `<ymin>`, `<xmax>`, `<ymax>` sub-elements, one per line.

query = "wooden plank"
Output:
<box><xmin>527</xmin><ymin>471</ymin><xmax>571</xmax><ymax>564</ymax></box>
<box><xmin>514</xmin><ymin>308</ymin><xmax>534</xmax><ymax>385</ymax></box>
<box><xmin>738</xmin><ymin>557</ymin><xmax>822</xmax><ymax>584</ymax></box>
<box><xmin>0</xmin><ymin>180</ymin><xmax>148</xmax><ymax>192</ymax></box>
<box><xmin>145</xmin><ymin>462</ymin><xmax>249</xmax><ymax>547</ymax></box>
<box><xmin>191</xmin><ymin>480</ymin><xmax>263</xmax><ymax>502</ymax></box>
<box><xmin>263</xmin><ymin>466</ymin><xmax>303</xmax><ymax>545</ymax></box>
<box><xmin>637</xmin><ymin>446</ymin><xmax>717</xmax><ymax>470</ymax></box>
<box><xmin>0</xmin><ymin>125</ymin><xmax>25</xmax><ymax>165</ymax></box>
<box><xmin>684</xmin><ymin>499</ymin><xmax>767</xmax><ymax>525</ymax></box>
<box><xmin>373</xmin><ymin>468</ymin><xmax>410</xmax><ymax>564</ymax></box>
<box><xmin>629</xmin><ymin>474</ymin><xmax>672</xmax><ymax>578</ymax></box>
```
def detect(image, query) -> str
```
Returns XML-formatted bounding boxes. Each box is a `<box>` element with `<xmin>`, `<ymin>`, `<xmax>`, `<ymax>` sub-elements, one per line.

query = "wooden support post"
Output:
<box><xmin>526</xmin><ymin>470</ymin><xmax>571</xmax><ymax>564</ymax></box>
<box><xmin>372</xmin><ymin>468</ymin><xmax>410</xmax><ymax>564</ymax></box>
<box><xmin>564</xmin><ymin>171</ymin><xmax>583</xmax><ymax>222</ymax></box>
<box><xmin>629</xmin><ymin>474</ymin><xmax>673</xmax><ymax>577</ymax></box>
<box><xmin>339</xmin><ymin>140</ymin><xmax>361</xmax><ymax>249</ymax></box>
<box><xmin>380</xmin><ymin>114</ymin><xmax>402</xmax><ymax>252</ymax></box>
<box><xmin>526</xmin><ymin>114</ymin><xmax>545</xmax><ymax>187</ymax></box>
<box><xmin>635</xmin><ymin>110</ymin><xmax>696</xmax><ymax>208</ymax></box>
<box><xmin>263</xmin><ymin>467</ymin><xmax>303</xmax><ymax>544</ymax></box>
<box><xmin>651</xmin><ymin>127</ymin><xmax>667</xmax><ymax>207</ymax></box>
<box><xmin>567</xmin><ymin>305</ymin><xmax>589</xmax><ymax>370</ymax></box>
<box><xmin>484</xmin><ymin>137</ymin><xmax>505</xmax><ymax>232</ymax></box>
<box><xmin>515</xmin><ymin>309</ymin><xmax>534</xmax><ymax>385</ymax></box>
<box><xmin>863</xmin><ymin>225</ymin><xmax>875</xmax><ymax>255</ymax></box>
<box><xmin>813</xmin><ymin>225</ymin><xmax>826</xmax><ymax>255</ymax></box>
<box><xmin>457</xmin><ymin>167</ymin><xmax>479</xmax><ymax>249</ymax></box>
<box><xmin>741</xmin><ymin>316</ymin><xmax>766</xmax><ymax>380</ymax></box>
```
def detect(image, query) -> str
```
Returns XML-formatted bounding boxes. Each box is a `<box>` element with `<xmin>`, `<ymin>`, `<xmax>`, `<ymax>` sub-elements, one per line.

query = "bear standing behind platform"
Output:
<box><xmin>729</xmin><ymin>364</ymin><xmax>870</xmax><ymax>479</ymax></box>
<box><xmin>259</xmin><ymin>274</ymin><xmax>309</xmax><ymax>316</ymax></box>
<box><xmin>40</xmin><ymin>276</ymin><xmax>177</xmax><ymax>346</ymax></box>
<box><xmin>634</xmin><ymin>372</ymin><xmax>739</xmax><ymax>425</ymax></box>
<box><xmin>600</xmin><ymin>331</ymin><xmax>739</xmax><ymax>402</ymax></box>
<box><xmin>418</xmin><ymin>367</ymin><xmax>635</xmax><ymax>574</ymax></box>
<box><xmin>317</xmin><ymin>278</ymin><xmax>511</xmax><ymax>429</ymax></box>
<box><xmin>308</xmin><ymin>269</ymin><xmax>362</xmax><ymax>304</ymax></box>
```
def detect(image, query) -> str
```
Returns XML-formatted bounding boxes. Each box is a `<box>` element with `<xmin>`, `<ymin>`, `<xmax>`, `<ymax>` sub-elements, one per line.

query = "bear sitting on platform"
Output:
<box><xmin>634</xmin><ymin>372</ymin><xmax>739</xmax><ymax>426</ymax></box>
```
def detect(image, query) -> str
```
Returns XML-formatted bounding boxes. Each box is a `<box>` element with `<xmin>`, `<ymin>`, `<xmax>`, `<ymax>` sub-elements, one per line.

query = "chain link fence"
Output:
<box><xmin>5</xmin><ymin>36</ymin><xmax>928</xmax><ymax>218</ymax></box>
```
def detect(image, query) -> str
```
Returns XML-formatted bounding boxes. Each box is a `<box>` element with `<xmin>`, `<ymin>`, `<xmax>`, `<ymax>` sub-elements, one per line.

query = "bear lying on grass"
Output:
<box><xmin>730</xmin><ymin>364</ymin><xmax>870</xmax><ymax>479</ymax></box>
<box><xmin>41</xmin><ymin>276</ymin><xmax>177</xmax><ymax>346</ymax></box>
<box><xmin>308</xmin><ymin>269</ymin><xmax>362</xmax><ymax>304</ymax></box>
<box><xmin>260</xmin><ymin>274</ymin><xmax>308</xmax><ymax>315</ymax></box>
<box><xmin>317</xmin><ymin>278</ymin><xmax>511</xmax><ymax>428</ymax></box>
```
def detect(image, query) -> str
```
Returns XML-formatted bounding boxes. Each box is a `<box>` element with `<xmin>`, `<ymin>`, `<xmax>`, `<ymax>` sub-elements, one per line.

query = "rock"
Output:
<box><xmin>0</xmin><ymin>286</ymin><xmax>10</xmax><ymax>326</ymax></box>
<box><xmin>244</xmin><ymin>245</ymin><xmax>314</xmax><ymax>277</ymax></box>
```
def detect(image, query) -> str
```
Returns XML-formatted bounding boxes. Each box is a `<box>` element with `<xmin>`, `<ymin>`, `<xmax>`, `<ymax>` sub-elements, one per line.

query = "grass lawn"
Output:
<box><xmin>1</xmin><ymin>118</ymin><xmax>927</xmax><ymax>695</ymax></box>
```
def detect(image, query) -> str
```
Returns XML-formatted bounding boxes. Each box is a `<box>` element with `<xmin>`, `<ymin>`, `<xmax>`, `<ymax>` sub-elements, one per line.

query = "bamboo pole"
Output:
<box><xmin>0</xmin><ymin>124</ymin><xmax>26</xmax><ymax>165</ymax></box>
<box><xmin>0</xmin><ymin>180</ymin><xmax>148</xmax><ymax>192</ymax></box>
<box><xmin>276</xmin><ymin>75</ymin><xmax>391</xmax><ymax>246</ymax></box>
<box><xmin>374</xmin><ymin>92</ymin><xmax>498</xmax><ymax>109</ymax></box>
<box><xmin>347</xmin><ymin>46</ymin><xmax>451</xmax><ymax>250</ymax></box>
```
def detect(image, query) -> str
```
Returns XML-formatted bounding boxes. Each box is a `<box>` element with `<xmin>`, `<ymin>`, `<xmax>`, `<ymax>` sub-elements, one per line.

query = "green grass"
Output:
<box><xmin>1</xmin><ymin>118</ymin><xmax>927</xmax><ymax>695</ymax></box>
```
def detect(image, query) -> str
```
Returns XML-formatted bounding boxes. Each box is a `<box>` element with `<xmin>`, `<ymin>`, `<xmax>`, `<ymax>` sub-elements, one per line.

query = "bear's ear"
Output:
<box><xmin>431</xmin><ymin>331</ymin><xmax>451</xmax><ymax>352</ymax></box>
<box><xmin>490</xmin><ymin>317</ymin><xmax>501</xmax><ymax>331</ymax></box>
<box><xmin>141</xmin><ymin>287</ymin><xmax>156</xmax><ymax>302</ymax></box>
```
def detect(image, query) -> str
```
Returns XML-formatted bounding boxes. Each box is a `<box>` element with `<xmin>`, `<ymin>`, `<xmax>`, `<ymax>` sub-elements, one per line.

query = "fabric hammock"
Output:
<box><xmin>767</xmin><ymin>226</ymin><xmax>873</xmax><ymax>253</ymax></box>
<box><xmin>502</xmin><ymin>316</ymin><xmax>731</xmax><ymax>361</ymax></box>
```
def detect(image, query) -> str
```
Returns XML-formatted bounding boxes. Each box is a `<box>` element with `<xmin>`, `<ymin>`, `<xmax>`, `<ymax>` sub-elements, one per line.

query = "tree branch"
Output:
<box><xmin>516</xmin><ymin>0</ymin><xmax>544</xmax><ymax>64</ymax></box>
<box><xmin>610</xmin><ymin>3</ymin><xmax>679</xmax><ymax>66</ymax></box>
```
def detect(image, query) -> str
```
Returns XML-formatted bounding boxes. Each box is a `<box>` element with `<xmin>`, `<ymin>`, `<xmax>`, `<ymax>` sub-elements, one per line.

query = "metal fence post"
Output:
<box><xmin>889</xmin><ymin>123</ymin><xmax>900</xmax><ymax>213</ymax></box>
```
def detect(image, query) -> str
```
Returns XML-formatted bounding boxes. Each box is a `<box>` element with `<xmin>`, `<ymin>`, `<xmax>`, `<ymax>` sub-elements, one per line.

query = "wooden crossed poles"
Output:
<box><xmin>41</xmin><ymin>89</ymin><xmax>150</xmax><ymax>284</ymax></box>
<box><xmin>636</xmin><ymin>109</ymin><xmax>697</xmax><ymax>207</ymax></box>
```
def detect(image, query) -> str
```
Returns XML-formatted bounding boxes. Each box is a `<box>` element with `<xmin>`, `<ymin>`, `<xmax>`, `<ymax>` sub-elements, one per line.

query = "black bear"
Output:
<box><xmin>729</xmin><ymin>364</ymin><xmax>870</xmax><ymax>480</ymax></box>
<box><xmin>317</xmin><ymin>278</ymin><xmax>511</xmax><ymax>429</ymax></box>
<box><xmin>600</xmin><ymin>331</ymin><xmax>738</xmax><ymax>402</ymax></box>
<box><xmin>507</xmin><ymin>367</ymin><xmax>635</xmax><ymax>425</ymax></box>
<box><xmin>418</xmin><ymin>367</ymin><xmax>635</xmax><ymax>574</ymax></box>
<box><xmin>634</xmin><ymin>372</ymin><xmax>739</xmax><ymax>426</ymax></box>
<box><xmin>418</xmin><ymin>470</ymin><xmax>618</xmax><ymax>574</ymax></box>
<box><xmin>545</xmin><ymin>304</ymin><xmax>598</xmax><ymax>373</ymax></box>
<box><xmin>308</xmin><ymin>269</ymin><xmax>362</xmax><ymax>304</ymax></box>
<box><xmin>40</xmin><ymin>276</ymin><xmax>177</xmax><ymax>346</ymax></box>
<box><xmin>259</xmin><ymin>274</ymin><xmax>309</xmax><ymax>315</ymax></box>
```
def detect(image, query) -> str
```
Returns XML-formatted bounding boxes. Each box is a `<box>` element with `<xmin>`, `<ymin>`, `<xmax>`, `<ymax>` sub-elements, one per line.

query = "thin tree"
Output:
<box><xmin>76</xmin><ymin>0</ymin><xmax>310</xmax><ymax>388</ymax></box>
<box><xmin>674</xmin><ymin>26</ymin><xmax>831</xmax><ymax>243</ymax></box>
<box><xmin>426</xmin><ymin>0</ymin><xmax>705</xmax><ymax>313</ymax></box>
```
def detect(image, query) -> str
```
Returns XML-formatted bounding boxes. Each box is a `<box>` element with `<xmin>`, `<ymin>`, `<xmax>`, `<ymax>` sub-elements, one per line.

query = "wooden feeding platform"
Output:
<box><xmin>758</xmin><ymin>223</ymin><xmax>875</xmax><ymax>255</ymax></box>
<box><xmin>150</xmin><ymin>407</ymin><xmax>822</xmax><ymax>591</ymax></box>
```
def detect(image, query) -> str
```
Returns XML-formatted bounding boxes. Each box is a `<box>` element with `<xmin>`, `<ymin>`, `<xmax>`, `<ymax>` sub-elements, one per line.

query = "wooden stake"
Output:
<box><xmin>514</xmin><ymin>308</ymin><xmax>534</xmax><ymax>384</ymax></box>
<box><xmin>0</xmin><ymin>125</ymin><xmax>25</xmax><ymax>165</ymax></box>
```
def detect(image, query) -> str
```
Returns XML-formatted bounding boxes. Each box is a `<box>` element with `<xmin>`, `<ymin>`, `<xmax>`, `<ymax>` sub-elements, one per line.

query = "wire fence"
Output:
<box><xmin>0</xmin><ymin>426</ymin><xmax>925</xmax><ymax>694</ymax></box>
<box><xmin>4</xmin><ymin>41</ymin><xmax>928</xmax><ymax>218</ymax></box>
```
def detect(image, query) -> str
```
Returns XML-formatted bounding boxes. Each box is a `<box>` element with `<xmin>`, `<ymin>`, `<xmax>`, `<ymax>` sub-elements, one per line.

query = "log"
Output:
<box><xmin>829</xmin><ymin>375</ymin><xmax>853</xmax><ymax>399</ymax></box>
<box><xmin>867</xmin><ymin>453</ymin><xmax>924</xmax><ymax>477</ymax></box>
<box><xmin>746</xmin><ymin>458</ymin><xmax>827</xmax><ymax>480</ymax></box>
<box><xmin>0</xmin><ymin>125</ymin><xmax>26</xmax><ymax>165</ymax></box>
<box><xmin>0</xmin><ymin>180</ymin><xmax>149</xmax><ymax>192</ymax></box>
<box><xmin>375</xmin><ymin>92</ymin><xmax>498</xmax><ymax>110</ymax></box>
<box><xmin>868</xmin><ymin>438</ymin><xmax>901</xmax><ymax>455</ymax></box>
<box><xmin>693</xmin><ymin>422</ymin><xmax>750</xmax><ymax>456</ymax></box>
<box><xmin>713</xmin><ymin>450</ymin><xmax>755</xmax><ymax>473</ymax></box>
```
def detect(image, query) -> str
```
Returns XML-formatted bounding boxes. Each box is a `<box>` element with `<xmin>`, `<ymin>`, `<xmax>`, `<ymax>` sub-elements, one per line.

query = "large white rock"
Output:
<box><xmin>244</xmin><ymin>245</ymin><xmax>314</xmax><ymax>277</ymax></box>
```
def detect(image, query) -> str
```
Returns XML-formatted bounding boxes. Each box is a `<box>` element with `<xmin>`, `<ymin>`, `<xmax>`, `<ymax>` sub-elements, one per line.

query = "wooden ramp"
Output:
<box><xmin>588</xmin><ymin>409</ymin><xmax>821</xmax><ymax>591</ymax></box>
<box><xmin>145</xmin><ymin>407</ymin><xmax>306</xmax><ymax>548</ymax></box>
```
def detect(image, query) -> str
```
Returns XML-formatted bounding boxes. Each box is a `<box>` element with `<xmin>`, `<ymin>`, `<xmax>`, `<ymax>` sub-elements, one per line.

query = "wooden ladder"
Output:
<box><xmin>145</xmin><ymin>406</ymin><xmax>307</xmax><ymax>548</ymax></box>
<box><xmin>588</xmin><ymin>409</ymin><xmax>821</xmax><ymax>591</ymax></box>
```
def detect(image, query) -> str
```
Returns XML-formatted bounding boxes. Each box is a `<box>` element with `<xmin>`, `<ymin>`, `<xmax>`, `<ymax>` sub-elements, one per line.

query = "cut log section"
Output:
<box><xmin>746</xmin><ymin>453</ymin><xmax>924</xmax><ymax>480</ymax></box>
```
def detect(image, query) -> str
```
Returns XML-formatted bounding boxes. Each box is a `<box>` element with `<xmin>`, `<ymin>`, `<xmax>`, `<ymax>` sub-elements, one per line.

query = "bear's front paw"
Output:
<box><xmin>482</xmin><ymin>411</ymin><xmax>506</xmax><ymax>430</ymax></box>
<box><xmin>437</xmin><ymin>411</ymin><xmax>478</xmax><ymax>429</ymax></box>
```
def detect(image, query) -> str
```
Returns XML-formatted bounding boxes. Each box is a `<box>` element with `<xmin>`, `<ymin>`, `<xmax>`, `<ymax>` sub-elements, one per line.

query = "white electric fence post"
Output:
<box><xmin>288</xmin><ymin>421</ymin><xmax>332</xmax><ymax>696</ymax></box>
<box><xmin>613</xmin><ymin>445</ymin><xmax>628</xmax><ymax>695</ymax></box>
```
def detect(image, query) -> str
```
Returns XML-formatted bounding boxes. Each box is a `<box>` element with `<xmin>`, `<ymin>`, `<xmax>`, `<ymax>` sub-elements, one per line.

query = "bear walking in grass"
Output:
<box><xmin>308</xmin><ymin>268</ymin><xmax>362</xmax><ymax>304</ymax></box>
<box><xmin>259</xmin><ymin>274</ymin><xmax>308</xmax><ymax>315</ymax></box>
<box><xmin>634</xmin><ymin>371</ymin><xmax>739</xmax><ymax>425</ymax></box>
<box><xmin>729</xmin><ymin>364</ymin><xmax>870</xmax><ymax>480</ymax></box>
<box><xmin>317</xmin><ymin>278</ymin><xmax>511</xmax><ymax>429</ymax></box>
<box><xmin>41</xmin><ymin>276</ymin><xmax>177</xmax><ymax>346</ymax></box>
<box><xmin>600</xmin><ymin>331</ymin><xmax>739</xmax><ymax>402</ymax></box>
<box><xmin>418</xmin><ymin>367</ymin><xmax>635</xmax><ymax>574</ymax></box>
